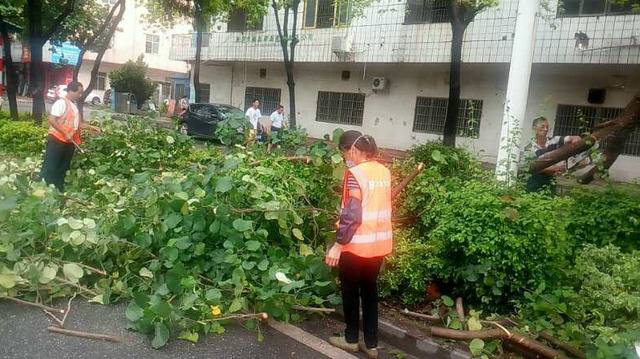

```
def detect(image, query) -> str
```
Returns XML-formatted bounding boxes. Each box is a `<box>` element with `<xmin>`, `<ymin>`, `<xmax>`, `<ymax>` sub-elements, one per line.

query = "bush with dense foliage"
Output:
<box><xmin>0</xmin><ymin>120</ymin><xmax>47</xmax><ymax>156</ymax></box>
<box><xmin>109</xmin><ymin>56</ymin><xmax>157</xmax><ymax>108</ymax></box>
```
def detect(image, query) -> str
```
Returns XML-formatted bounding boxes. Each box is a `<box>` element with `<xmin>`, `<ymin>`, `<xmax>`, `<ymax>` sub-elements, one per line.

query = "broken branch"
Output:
<box><xmin>539</xmin><ymin>331</ymin><xmax>586</xmax><ymax>359</ymax></box>
<box><xmin>291</xmin><ymin>305</ymin><xmax>335</xmax><ymax>313</ymax></box>
<box><xmin>455</xmin><ymin>297</ymin><xmax>465</xmax><ymax>321</ymax></box>
<box><xmin>47</xmin><ymin>326</ymin><xmax>121</xmax><ymax>342</ymax></box>
<box><xmin>401</xmin><ymin>308</ymin><xmax>442</xmax><ymax>323</ymax></box>
<box><xmin>1</xmin><ymin>296</ymin><xmax>65</xmax><ymax>314</ymax></box>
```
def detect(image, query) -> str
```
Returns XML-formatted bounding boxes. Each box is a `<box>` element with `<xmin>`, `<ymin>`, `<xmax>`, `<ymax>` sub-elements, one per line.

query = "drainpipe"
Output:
<box><xmin>494</xmin><ymin>0</ymin><xmax>538</xmax><ymax>184</ymax></box>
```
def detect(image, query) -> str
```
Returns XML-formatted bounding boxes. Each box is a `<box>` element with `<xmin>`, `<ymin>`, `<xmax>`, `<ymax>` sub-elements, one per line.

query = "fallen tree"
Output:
<box><xmin>530</xmin><ymin>92</ymin><xmax>640</xmax><ymax>183</ymax></box>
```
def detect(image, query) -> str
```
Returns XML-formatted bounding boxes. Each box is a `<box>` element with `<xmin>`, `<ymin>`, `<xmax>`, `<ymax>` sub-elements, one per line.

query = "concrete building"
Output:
<box><xmin>1</xmin><ymin>0</ymin><xmax>190</xmax><ymax>105</ymax></box>
<box><xmin>170</xmin><ymin>0</ymin><xmax>640</xmax><ymax>182</ymax></box>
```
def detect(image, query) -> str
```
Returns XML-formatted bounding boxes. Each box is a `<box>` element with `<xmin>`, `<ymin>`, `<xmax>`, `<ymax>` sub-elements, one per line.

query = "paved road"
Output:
<box><xmin>0</xmin><ymin>301</ymin><xmax>326</xmax><ymax>359</ymax></box>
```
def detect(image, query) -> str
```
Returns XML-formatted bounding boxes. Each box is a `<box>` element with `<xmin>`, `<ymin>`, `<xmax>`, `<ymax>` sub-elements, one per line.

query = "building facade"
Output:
<box><xmin>170</xmin><ymin>0</ymin><xmax>640</xmax><ymax>182</ymax></box>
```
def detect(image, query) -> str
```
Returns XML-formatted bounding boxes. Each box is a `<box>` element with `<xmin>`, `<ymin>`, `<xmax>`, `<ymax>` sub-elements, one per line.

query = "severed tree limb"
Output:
<box><xmin>455</xmin><ymin>297</ymin><xmax>465</xmax><ymax>321</ymax></box>
<box><xmin>539</xmin><ymin>331</ymin><xmax>586</xmax><ymax>359</ymax></box>
<box><xmin>47</xmin><ymin>326</ymin><xmax>121</xmax><ymax>342</ymax></box>
<box><xmin>530</xmin><ymin>92</ymin><xmax>640</xmax><ymax>183</ymax></box>
<box><xmin>291</xmin><ymin>305</ymin><xmax>335</xmax><ymax>313</ymax></box>
<box><xmin>431</xmin><ymin>327</ymin><xmax>566</xmax><ymax>359</ymax></box>
<box><xmin>392</xmin><ymin>163</ymin><xmax>424</xmax><ymax>200</ymax></box>
<box><xmin>402</xmin><ymin>308</ymin><xmax>442</xmax><ymax>324</ymax></box>
<box><xmin>0</xmin><ymin>296</ymin><xmax>64</xmax><ymax>314</ymax></box>
<box><xmin>60</xmin><ymin>293</ymin><xmax>77</xmax><ymax>327</ymax></box>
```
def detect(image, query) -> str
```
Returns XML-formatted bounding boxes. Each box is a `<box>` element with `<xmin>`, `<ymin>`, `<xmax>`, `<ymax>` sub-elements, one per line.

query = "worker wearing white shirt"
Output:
<box><xmin>270</xmin><ymin>105</ymin><xmax>286</xmax><ymax>133</ymax></box>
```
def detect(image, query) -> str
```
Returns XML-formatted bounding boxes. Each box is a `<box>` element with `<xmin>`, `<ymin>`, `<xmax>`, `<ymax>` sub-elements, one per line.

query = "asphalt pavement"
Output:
<box><xmin>0</xmin><ymin>300</ymin><xmax>327</xmax><ymax>359</ymax></box>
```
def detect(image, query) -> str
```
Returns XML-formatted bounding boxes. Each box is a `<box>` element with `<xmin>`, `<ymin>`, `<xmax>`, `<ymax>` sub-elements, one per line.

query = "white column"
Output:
<box><xmin>495</xmin><ymin>0</ymin><xmax>539</xmax><ymax>183</ymax></box>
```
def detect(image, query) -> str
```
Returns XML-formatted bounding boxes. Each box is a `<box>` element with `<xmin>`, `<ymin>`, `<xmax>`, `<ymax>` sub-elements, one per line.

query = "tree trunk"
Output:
<box><xmin>443</xmin><ymin>21</ymin><xmax>467</xmax><ymax>147</ymax></box>
<box><xmin>1</xmin><ymin>23</ymin><xmax>19</xmax><ymax>121</ymax></box>
<box><xmin>287</xmin><ymin>0</ymin><xmax>300</xmax><ymax>128</ymax></box>
<box><xmin>27</xmin><ymin>0</ymin><xmax>45</xmax><ymax>124</ymax></box>
<box><xmin>77</xmin><ymin>0</ymin><xmax>126</xmax><ymax>121</ymax></box>
<box><xmin>193</xmin><ymin>27</ymin><xmax>203</xmax><ymax>103</ymax></box>
<box><xmin>530</xmin><ymin>92</ymin><xmax>640</xmax><ymax>179</ymax></box>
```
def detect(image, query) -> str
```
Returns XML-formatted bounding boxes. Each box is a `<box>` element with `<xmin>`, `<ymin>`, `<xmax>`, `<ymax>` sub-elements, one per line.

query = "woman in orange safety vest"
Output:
<box><xmin>325</xmin><ymin>130</ymin><xmax>393</xmax><ymax>359</ymax></box>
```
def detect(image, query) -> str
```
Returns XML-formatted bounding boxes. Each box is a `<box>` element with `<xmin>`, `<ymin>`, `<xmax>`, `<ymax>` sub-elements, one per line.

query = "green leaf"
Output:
<box><xmin>0</xmin><ymin>273</ymin><xmax>17</xmax><ymax>288</ymax></box>
<box><xmin>228</xmin><ymin>297</ymin><xmax>243</xmax><ymax>313</ymax></box>
<box><xmin>175</xmin><ymin>192</ymin><xmax>189</xmax><ymax>201</ymax></box>
<box><xmin>205</xmin><ymin>288</ymin><xmax>222</xmax><ymax>301</ymax></box>
<box><xmin>467</xmin><ymin>317</ymin><xmax>483</xmax><ymax>331</ymax></box>
<box><xmin>68</xmin><ymin>218</ymin><xmax>84</xmax><ymax>230</ymax></box>
<box><xmin>178</xmin><ymin>330</ymin><xmax>199</xmax><ymax>343</ymax></box>
<box><xmin>152</xmin><ymin>322</ymin><xmax>170</xmax><ymax>349</ymax></box>
<box><xmin>299</xmin><ymin>243</ymin><xmax>313</xmax><ymax>256</ymax></box>
<box><xmin>125</xmin><ymin>302</ymin><xmax>144</xmax><ymax>322</ymax></box>
<box><xmin>88</xmin><ymin>294</ymin><xmax>105</xmax><ymax>305</ymax></box>
<box><xmin>292</xmin><ymin>228</ymin><xmax>304</xmax><ymax>240</ymax></box>
<box><xmin>469</xmin><ymin>338</ymin><xmax>485</xmax><ymax>356</ymax></box>
<box><xmin>215</xmin><ymin>176</ymin><xmax>233</xmax><ymax>193</ymax></box>
<box><xmin>82</xmin><ymin>218</ymin><xmax>96</xmax><ymax>229</ymax></box>
<box><xmin>245</xmin><ymin>240</ymin><xmax>261</xmax><ymax>251</ymax></box>
<box><xmin>62</xmin><ymin>263</ymin><xmax>84</xmax><ymax>283</ymax></box>
<box><xmin>139</xmin><ymin>267</ymin><xmax>153</xmax><ymax>279</ymax></box>
<box><xmin>164</xmin><ymin>213</ymin><xmax>182</xmax><ymax>229</ymax></box>
<box><xmin>257</xmin><ymin>259</ymin><xmax>269</xmax><ymax>271</ymax></box>
<box><xmin>233</xmin><ymin>219</ymin><xmax>253</xmax><ymax>232</ymax></box>
<box><xmin>441</xmin><ymin>295</ymin><xmax>454</xmax><ymax>307</ymax></box>
<box><xmin>39</xmin><ymin>264</ymin><xmax>58</xmax><ymax>284</ymax></box>
<box><xmin>431</xmin><ymin>149</ymin><xmax>446</xmax><ymax>164</ymax></box>
<box><xmin>242</xmin><ymin>261</ymin><xmax>256</xmax><ymax>270</ymax></box>
<box><xmin>331</xmin><ymin>153</ymin><xmax>343</xmax><ymax>164</ymax></box>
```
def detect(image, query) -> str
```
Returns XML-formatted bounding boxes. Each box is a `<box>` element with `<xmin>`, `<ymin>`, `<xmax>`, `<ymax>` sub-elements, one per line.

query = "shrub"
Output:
<box><xmin>565</xmin><ymin>187</ymin><xmax>640</xmax><ymax>251</ymax></box>
<box><xmin>520</xmin><ymin>245</ymin><xmax>640</xmax><ymax>358</ymax></box>
<box><xmin>109</xmin><ymin>56</ymin><xmax>157</xmax><ymax>108</ymax></box>
<box><xmin>0</xmin><ymin>120</ymin><xmax>47</xmax><ymax>156</ymax></box>
<box><xmin>214</xmin><ymin>112</ymin><xmax>253</xmax><ymax>145</ymax></box>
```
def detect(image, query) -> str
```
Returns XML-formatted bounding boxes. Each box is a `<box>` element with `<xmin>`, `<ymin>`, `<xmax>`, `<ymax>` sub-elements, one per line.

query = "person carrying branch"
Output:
<box><xmin>325</xmin><ymin>130</ymin><xmax>422</xmax><ymax>358</ymax></box>
<box><xmin>40</xmin><ymin>81</ymin><xmax>100</xmax><ymax>192</ymax></box>
<box><xmin>525</xmin><ymin>117</ymin><xmax>581</xmax><ymax>193</ymax></box>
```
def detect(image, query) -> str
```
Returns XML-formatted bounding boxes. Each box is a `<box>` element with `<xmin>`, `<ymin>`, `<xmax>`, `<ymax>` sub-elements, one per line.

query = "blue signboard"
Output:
<box><xmin>50</xmin><ymin>42</ymin><xmax>81</xmax><ymax>66</ymax></box>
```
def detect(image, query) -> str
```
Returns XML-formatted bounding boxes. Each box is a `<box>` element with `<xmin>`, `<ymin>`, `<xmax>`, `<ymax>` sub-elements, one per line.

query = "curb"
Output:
<box><xmin>333</xmin><ymin>308</ymin><xmax>471</xmax><ymax>359</ymax></box>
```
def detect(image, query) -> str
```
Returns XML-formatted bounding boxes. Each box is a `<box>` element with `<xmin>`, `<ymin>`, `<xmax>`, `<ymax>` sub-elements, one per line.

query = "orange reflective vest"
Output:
<box><xmin>339</xmin><ymin>161</ymin><xmax>393</xmax><ymax>258</ymax></box>
<box><xmin>49</xmin><ymin>98</ymin><xmax>81</xmax><ymax>145</ymax></box>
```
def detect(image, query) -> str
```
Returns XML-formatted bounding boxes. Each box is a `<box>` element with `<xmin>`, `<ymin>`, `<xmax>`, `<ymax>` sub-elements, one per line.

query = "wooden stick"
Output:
<box><xmin>47</xmin><ymin>326</ymin><xmax>121</xmax><ymax>342</ymax></box>
<box><xmin>291</xmin><ymin>305</ymin><xmax>335</xmax><ymax>313</ymax></box>
<box><xmin>430</xmin><ymin>327</ymin><xmax>565</xmax><ymax>359</ymax></box>
<box><xmin>391</xmin><ymin>162</ymin><xmax>424</xmax><ymax>200</ymax></box>
<box><xmin>455</xmin><ymin>297</ymin><xmax>465</xmax><ymax>321</ymax></box>
<box><xmin>539</xmin><ymin>331</ymin><xmax>586</xmax><ymax>359</ymax></box>
<box><xmin>401</xmin><ymin>309</ymin><xmax>442</xmax><ymax>323</ymax></box>
<box><xmin>61</xmin><ymin>293</ymin><xmax>77</xmax><ymax>327</ymax></box>
<box><xmin>42</xmin><ymin>309</ymin><xmax>64</xmax><ymax>326</ymax></box>
<box><xmin>0</xmin><ymin>296</ymin><xmax>65</xmax><ymax>314</ymax></box>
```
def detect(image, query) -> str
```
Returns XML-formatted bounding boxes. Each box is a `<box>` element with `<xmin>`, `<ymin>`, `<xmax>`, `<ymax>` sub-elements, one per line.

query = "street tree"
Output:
<box><xmin>442</xmin><ymin>0</ymin><xmax>498</xmax><ymax>148</ymax></box>
<box><xmin>0</xmin><ymin>0</ymin><xmax>24</xmax><ymax>120</ymax></box>
<box><xmin>144</xmin><ymin>0</ymin><xmax>268</xmax><ymax>103</ymax></box>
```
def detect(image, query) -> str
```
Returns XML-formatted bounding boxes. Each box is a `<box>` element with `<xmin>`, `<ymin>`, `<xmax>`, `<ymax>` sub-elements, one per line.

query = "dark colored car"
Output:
<box><xmin>178</xmin><ymin>103</ymin><xmax>245</xmax><ymax>139</ymax></box>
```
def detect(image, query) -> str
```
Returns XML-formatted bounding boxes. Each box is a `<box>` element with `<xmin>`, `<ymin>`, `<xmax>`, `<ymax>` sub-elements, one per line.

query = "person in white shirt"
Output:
<box><xmin>245</xmin><ymin>99</ymin><xmax>262</xmax><ymax>130</ymax></box>
<box><xmin>270</xmin><ymin>105</ymin><xmax>287</xmax><ymax>133</ymax></box>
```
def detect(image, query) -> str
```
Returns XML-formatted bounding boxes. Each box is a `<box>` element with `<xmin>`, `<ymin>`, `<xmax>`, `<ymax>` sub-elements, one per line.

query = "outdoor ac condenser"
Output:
<box><xmin>372</xmin><ymin>77</ymin><xmax>387</xmax><ymax>91</ymax></box>
<box><xmin>331</xmin><ymin>36</ymin><xmax>352</xmax><ymax>53</ymax></box>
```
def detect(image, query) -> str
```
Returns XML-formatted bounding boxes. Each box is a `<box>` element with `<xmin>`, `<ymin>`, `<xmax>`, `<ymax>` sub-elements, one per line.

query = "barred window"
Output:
<box><xmin>558</xmin><ymin>0</ymin><xmax>639</xmax><ymax>17</ymax></box>
<box><xmin>412</xmin><ymin>97</ymin><xmax>483</xmax><ymax>138</ymax></box>
<box><xmin>316</xmin><ymin>91</ymin><xmax>365</xmax><ymax>126</ymax></box>
<box><xmin>96</xmin><ymin>72</ymin><xmax>107</xmax><ymax>91</ymax></box>
<box><xmin>228</xmin><ymin>9</ymin><xmax>263</xmax><ymax>32</ymax></box>
<box><xmin>198</xmin><ymin>83</ymin><xmax>211</xmax><ymax>103</ymax></box>
<box><xmin>305</xmin><ymin>0</ymin><xmax>353</xmax><ymax>28</ymax></box>
<box><xmin>145</xmin><ymin>34</ymin><xmax>159</xmax><ymax>54</ymax></box>
<box><xmin>554</xmin><ymin>104</ymin><xmax>640</xmax><ymax>157</ymax></box>
<box><xmin>244</xmin><ymin>87</ymin><xmax>281</xmax><ymax>114</ymax></box>
<box><xmin>404</xmin><ymin>0</ymin><xmax>450</xmax><ymax>25</ymax></box>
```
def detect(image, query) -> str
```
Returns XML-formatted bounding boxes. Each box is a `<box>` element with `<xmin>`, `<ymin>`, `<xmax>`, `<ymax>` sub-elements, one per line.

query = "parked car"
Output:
<box><xmin>46</xmin><ymin>85</ymin><xmax>103</xmax><ymax>106</ymax></box>
<box><xmin>179</xmin><ymin>103</ymin><xmax>245</xmax><ymax>139</ymax></box>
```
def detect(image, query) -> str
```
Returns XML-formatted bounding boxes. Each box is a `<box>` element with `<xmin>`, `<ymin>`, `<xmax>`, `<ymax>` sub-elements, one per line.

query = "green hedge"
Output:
<box><xmin>0</xmin><ymin>118</ymin><xmax>47</xmax><ymax>156</ymax></box>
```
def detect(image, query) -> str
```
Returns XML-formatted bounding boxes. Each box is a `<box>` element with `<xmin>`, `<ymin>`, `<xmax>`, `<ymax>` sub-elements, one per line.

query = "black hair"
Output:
<box><xmin>277</xmin><ymin>104</ymin><xmax>284</xmax><ymax>109</ymax></box>
<box><xmin>67</xmin><ymin>81</ymin><xmax>83</xmax><ymax>92</ymax></box>
<box><xmin>252</xmin><ymin>98</ymin><xmax>260</xmax><ymax>103</ymax></box>
<box><xmin>338</xmin><ymin>130</ymin><xmax>378</xmax><ymax>158</ymax></box>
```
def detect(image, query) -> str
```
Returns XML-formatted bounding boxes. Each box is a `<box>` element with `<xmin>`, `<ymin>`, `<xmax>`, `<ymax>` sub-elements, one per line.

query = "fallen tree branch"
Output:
<box><xmin>430</xmin><ymin>327</ymin><xmax>566</xmax><ymax>359</ymax></box>
<box><xmin>455</xmin><ymin>297</ymin><xmax>465</xmax><ymax>321</ymax></box>
<box><xmin>0</xmin><ymin>296</ymin><xmax>65</xmax><ymax>314</ymax></box>
<box><xmin>401</xmin><ymin>308</ymin><xmax>442</xmax><ymax>323</ymax></box>
<box><xmin>291</xmin><ymin>305</ymin><xmax>335</xmax><ymax>313</ymax></box>
<box><xmin>539</xmin><ymin>331</ymin><xmax>585</xmax><ymax>359</ymax></box>
<box><xmin>61</xmin><ymin>293</ymin><xmax>77</xmax><ymax>327</ymax></box>
<box><xmin>42</xmin><ymin>309</ymin><xmax>64</xmax><ymax>326</ymax></box>
<box><xmin>47</xmin><ymin>326</ymin><xmax>121</xmax><ymax>342</ymax></box>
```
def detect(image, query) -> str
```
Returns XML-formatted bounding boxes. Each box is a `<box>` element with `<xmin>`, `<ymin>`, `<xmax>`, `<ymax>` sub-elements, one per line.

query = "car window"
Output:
<box><xmin>194</xmin><ymin>104</ymin><xmax>218</xmax><ymax>118</ymax></box>
<box><xmin>216</xmin><ymin>105</ymin><xmax>244</xmax><ymax>119</ymax></box>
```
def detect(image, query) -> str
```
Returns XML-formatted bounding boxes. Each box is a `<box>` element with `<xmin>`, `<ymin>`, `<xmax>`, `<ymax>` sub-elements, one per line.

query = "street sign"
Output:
<box><xmin>50</xmin><ymin>42</ymin><xmax>81</xmax><ymax>66</ymax></box>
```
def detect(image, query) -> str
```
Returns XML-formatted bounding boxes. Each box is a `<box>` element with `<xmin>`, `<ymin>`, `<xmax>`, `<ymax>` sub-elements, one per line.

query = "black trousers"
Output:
<box><xmin>339</xmin><ymin>252</ymin><xmax>384</xmax><ymax>349</ymax></box>
<box><xmin>40</xmin><ymin>135</ymin><xmax>75</xmax><ymax>192</ymax></box>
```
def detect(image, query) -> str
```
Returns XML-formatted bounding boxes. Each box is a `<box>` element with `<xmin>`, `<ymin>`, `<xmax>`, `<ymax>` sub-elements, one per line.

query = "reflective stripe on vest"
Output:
<box><xmin>49</xmin><ymin>98</ymin><xmax>81</xmax><ymax>145</ymax></box>
<box><xmin>340</xmin><ymin>161</ymin><xmax>393</xmax><ymax>258</ymax></box>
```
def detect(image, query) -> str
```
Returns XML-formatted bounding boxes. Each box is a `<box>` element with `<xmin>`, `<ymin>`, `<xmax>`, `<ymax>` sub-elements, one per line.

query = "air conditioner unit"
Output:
<box><xmin>331</xmin><ymin>36</ymin><xmax>352</xmax><ymax>53</ymax></box>
<box><xmin>372</xmin><ymin>77</ymin><xmax>387</xmax><ymax>91</ymax></box>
